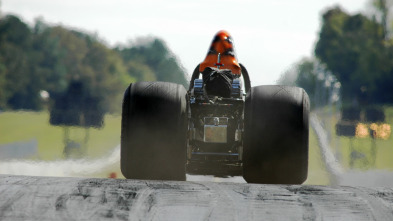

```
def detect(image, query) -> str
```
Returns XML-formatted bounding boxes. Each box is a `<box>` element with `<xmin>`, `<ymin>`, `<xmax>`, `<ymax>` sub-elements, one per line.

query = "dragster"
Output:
<box><xmin>121</xmin><ymin>30</ymin><xmax>309</xmax><ymax>184</ymax></box>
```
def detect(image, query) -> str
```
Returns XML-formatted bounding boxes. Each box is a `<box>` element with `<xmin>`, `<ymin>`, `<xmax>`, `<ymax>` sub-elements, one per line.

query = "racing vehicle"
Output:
<box><xmin>121</xmin><ymin>31</ymin><xmax>310</xmax><ymax>184</ymax></box>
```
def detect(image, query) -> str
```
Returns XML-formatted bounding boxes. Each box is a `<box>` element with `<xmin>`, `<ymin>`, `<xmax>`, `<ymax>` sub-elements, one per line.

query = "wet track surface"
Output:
<box><xmin>1</xmin><ymin>175</ymin><xmax>393</xmax><ymax>220</ymax></box>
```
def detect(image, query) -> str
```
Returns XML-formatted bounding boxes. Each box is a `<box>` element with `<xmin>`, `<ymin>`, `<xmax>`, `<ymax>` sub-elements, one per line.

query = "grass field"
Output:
<box><xmin>1</xmin><ymin>108</ymin><xmax>391</xmax><ymax>183</ymax></box>
<box><xmin>0</xmin><ymin>111</ymin><xmax>121</xmax><ymax>160</ymax></box>
<box><xmin>304</xmin><ymin>128</ymin><xmax>330</xmax><ymax>185</ymax></box>
<box><xmin>0</xmin><ymin>111</ymin><xmax>123</xmax><ymax>178</ymax></box>
<box><xmin>0</xmin><ymin>111</ymin><xmax>331</xmax><ymax>183</ymax></box>
<box><xmin>316</xmin><ymin>106</ymin><xmax>393</xmax><ymax>171</ymax></box>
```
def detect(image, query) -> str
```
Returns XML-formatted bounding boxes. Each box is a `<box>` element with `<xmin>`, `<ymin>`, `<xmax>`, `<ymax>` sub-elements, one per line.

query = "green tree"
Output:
<box><xmin>125</xmin><ymin>60</ymin><xmax>156</xmax><ymax>82</ymax></box>
<box><xmin>295</xmin><ymin>59</ymin><xmax>318</xmax><ymax>96</ymax></box>
<box><xmin>82</xmin><ymin>40</ymin><xmax>133</xmax><ymax>113</ymax></box>
<box><xmin>39</xmin><ymin>26</ymin><xmax>132</xmax><ymax>113</ymax></box>
<box><xmin>117</xmin><ymin>38</ymin><xmax>188</xmax><ymax>87</ymax></box>
<box><xmin>0</xmin><ymin>15</ymin><xmax>43</xmax><ymax>110</ymax></box>
<box><xmin>0</xmin><ymin>14</ymin><xmax>187</xmax><ymax>113</ymax></box>
<box><xmin>0</xmin><ymin>58</ymin><xmax>7</xmax><ymax>109</ymax></box>
<box><xmin>280</xmin><ymin>58</ymin><xmax>340</xmax><ymax>109</ymax></box>
<box><xmin>315</xmin><ymin>7</ymin><xmax>389</xmax><ymax>104</ymax></box>
<box><xmin>371</xmin><ymin>0</ymin><xmax>393</xmax><ymax>38</ymax></box>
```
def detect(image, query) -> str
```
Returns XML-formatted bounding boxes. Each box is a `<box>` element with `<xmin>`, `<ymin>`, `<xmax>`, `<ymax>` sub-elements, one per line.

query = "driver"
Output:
<box><xmin>189</xmin><ymin>30</ymin><xmax>250</xmax><ymax>93</ymax></box>
<box><xmin>199</xmin><ymin>30</ymin><xmax>241</xmax><ymax>75</ymax></box>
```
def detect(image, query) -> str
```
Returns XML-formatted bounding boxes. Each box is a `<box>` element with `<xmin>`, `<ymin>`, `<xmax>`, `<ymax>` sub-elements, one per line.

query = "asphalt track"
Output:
<box><xmin>1</xmin><ymin>175</ymin><xmax>393</xmax><ymax>220</ymax></box>
<box><xmin>1</xmin><ymin>114</ymin><xmax>392</xmax><ymax>220</ymax></box>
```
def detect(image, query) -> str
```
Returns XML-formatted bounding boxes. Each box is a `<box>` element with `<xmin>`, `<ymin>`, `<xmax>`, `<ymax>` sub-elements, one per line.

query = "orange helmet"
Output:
<box><xmin>199</xmin><ymin>30</ymin><xmax>241</xmax><ymax>75</ymax></box>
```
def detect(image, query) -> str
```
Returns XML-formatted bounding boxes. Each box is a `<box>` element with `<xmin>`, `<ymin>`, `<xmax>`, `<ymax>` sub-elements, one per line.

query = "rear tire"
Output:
<box><xmin>243</xmin><ymin>85</ymin><xmax>309</xmax><ymax>184</ymax></box>
<box><xmin>121</xmin><ymin>82</ymin><xmax>187</xmax><ymax>181</ymax></box>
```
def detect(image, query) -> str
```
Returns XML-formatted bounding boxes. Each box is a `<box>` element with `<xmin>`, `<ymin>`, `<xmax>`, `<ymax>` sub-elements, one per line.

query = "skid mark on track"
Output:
<box><xmin>287</xmin><ymin>185</ymin><xmax>380</xmax><ymax>221</ymax></box>
<box><xmin>2</xmin><ymin>176</ymin><xmax>393</xmax><ymax>220</ymax></box>
<box><xmin>142</xmin><ymin>181</ymin><xmax>216</xmax><ymax>221</ymax></box>
<box><xmin>128</xmin><ymin>186</ymin><xmax>155</xmax><ymax>220</ymax></box>
<box><xmin>200</xmin><ymin>182</ymin><xmax>244</xmax><ymax>220</ymax></box>
<box><xmin>213</xmin><ymin>184</ymin><xmax>257</xmax><ymax>220</ymax></box>
<box><xmin>348</xmin><ymin>187</ymin><xmax>393</xmax><ymax>221</ymax></box>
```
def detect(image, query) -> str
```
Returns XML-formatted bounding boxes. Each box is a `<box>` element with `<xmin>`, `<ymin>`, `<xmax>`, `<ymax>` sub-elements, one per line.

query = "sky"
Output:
<box><xmin>1</xmin><ymin>0</ymin><xmax>369</xmax><ymax>86</ymax></box>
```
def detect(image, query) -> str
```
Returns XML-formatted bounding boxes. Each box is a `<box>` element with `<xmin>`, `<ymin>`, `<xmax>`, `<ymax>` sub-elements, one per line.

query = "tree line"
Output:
<box><xmin>280</xmin><ymin>0</ymin><xmax>393</xmax><ymax>108</ymax></box>
<box><xmin>0</xmin><ymin>14</ymin><xmax>188</xmax><ymax>113</ymax></box>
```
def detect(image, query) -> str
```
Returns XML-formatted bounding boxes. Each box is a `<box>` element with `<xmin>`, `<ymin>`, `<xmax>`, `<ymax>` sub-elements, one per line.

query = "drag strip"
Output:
<box><xmin>1</xmin><ymin>175</ymin><xmax>393</xmax><ymax>220</ymax></box>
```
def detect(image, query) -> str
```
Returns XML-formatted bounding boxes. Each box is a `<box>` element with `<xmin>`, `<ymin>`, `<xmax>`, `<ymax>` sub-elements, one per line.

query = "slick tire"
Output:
<box><xmin>243</xmin><ymin>85</ymin><xmax>310</xmax><ymax>184</ymax></box>
<box><xmin>121</xmin><ymin>82</ymin><xmax>187</xmax><ymax>181</ymax></box>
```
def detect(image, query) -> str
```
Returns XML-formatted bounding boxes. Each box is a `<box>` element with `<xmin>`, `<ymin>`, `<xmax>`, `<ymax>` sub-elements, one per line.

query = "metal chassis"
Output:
<box><xmin>186</xmin><ymin>91</ymin><xmax>245</xmax><ymax>177</ymax></box>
